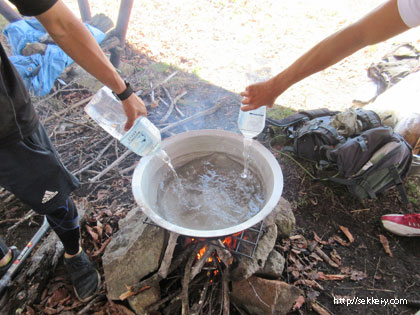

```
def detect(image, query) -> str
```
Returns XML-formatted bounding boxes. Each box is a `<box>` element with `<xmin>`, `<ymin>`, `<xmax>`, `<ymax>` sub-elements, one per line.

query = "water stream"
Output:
<box><xmin>241</xmin><ymin>137</ymin><xmax>253</xmax><ymax>179</ymax></box>
<box><xmin>155</xmin><ymin>152</ymin><xmax>265</xmax><ymax>230</ymax></box>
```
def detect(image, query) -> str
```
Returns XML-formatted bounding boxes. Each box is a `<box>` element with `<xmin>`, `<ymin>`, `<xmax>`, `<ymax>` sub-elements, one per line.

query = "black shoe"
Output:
<box><xmin>0</xmin><ymin>246</ymin><xmax>20</xmax><ymax>279</ymax></box>
<box><xmin>64</xmin><ymin>250</ymin><xmax>101</xmax><ymax>302</ymax></box>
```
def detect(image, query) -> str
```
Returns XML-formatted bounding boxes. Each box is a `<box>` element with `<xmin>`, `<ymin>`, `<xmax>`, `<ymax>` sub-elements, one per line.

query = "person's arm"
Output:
<box><xmin>35</xmin><ymin>0</ymin><xmax>146</xmax><ymax>130</ymax></box>
<box><xmin>241</xmin><ymin>0</ymin><xmax>410</xmax><ymax>111</ymax></box>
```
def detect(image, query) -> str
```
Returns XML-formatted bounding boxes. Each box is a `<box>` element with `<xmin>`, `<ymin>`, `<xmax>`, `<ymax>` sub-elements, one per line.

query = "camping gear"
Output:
<box><xmin>267</xmin><ymin>108</ymin><xmax>412</xmax><ymax>202</ymax></box>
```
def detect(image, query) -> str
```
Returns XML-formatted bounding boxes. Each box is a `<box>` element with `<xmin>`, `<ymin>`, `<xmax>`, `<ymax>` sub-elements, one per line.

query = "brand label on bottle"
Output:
<box><xmin>120</xmin><ymin>117</ymin><xmax>160</xmax><ymax>156</ymax></box>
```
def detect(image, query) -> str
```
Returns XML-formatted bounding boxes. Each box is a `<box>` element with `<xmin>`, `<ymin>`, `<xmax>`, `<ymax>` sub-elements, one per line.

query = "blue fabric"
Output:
<box><xmin>3</xmin><ymin>18</ymin><xmax>106</xmax><ymax>96</ymax></box>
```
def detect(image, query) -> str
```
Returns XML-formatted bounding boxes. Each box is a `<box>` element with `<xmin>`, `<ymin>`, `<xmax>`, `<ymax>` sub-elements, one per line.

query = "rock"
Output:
<box><xmin>265</xmin><ymin>197</ymin><xmax>295</xmax><ymax>238</ymax></box>
<box><xmin>102</xmin><ymin>207</ymin><xmax>167</xmax><ymax>300</ymax></box>
<box><xmin>255</xmin><ymin>250</ymin><xmax>285</xmax><ymax>279</ymax></box>
<box><xmin>231</xmin><ymin>276</ymin><xmax>302</xmax><ymax>315</ymax></box>
<box><xmin>230</xmin><ymin>224</ymin><xmax>277</xmax><ymax>281</ymax></box>
<box><xmin>22</xmin><ymin>42</ymin><xmax>47</xmax><ymax>56</ymax></box>
<box><xmin>128</xmin><ymin>278</ymin><xmax>161</xmax><ymax>315</ymax></box>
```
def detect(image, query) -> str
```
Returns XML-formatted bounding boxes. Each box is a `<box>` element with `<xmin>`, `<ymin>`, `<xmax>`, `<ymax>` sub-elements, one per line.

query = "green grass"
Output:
<box><xmin>406</xmin><ymin>179</ymin><xmax>420</xmax><ymax>206</ymax></box>
<box><xmin>149</xmin><ymin>62</ymin><xmax>171</xmax><ymax>73</ymax></box>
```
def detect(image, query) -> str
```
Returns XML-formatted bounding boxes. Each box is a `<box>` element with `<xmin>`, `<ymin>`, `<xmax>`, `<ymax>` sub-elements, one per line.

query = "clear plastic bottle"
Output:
<box><xmin>85</xmin><ymin>86</ymin><xmax>161</xmax><ymax>156</ymax></box>
<box><xmin>237</xmin><ymin>106</ymin><xmax>266</xmax><ymax>138</ymax></box>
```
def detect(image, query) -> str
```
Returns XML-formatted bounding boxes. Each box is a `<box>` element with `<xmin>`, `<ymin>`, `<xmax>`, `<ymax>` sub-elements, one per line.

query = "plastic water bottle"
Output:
<box><xmin>85</xmin><ymin>86</ymin><xmax>161</xmax><ymax>156</ymax></box>
<box><xmin>237</xmin><ymin>106</ymin><xmax>266</xmax><ymax>138</ymax></box>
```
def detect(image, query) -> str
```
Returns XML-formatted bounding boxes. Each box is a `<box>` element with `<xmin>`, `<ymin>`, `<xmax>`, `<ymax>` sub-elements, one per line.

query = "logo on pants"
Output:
<box><xmin>41</xmin><ymin>190</ymin><xmax>58</xmax><ymax>204</ymax></box>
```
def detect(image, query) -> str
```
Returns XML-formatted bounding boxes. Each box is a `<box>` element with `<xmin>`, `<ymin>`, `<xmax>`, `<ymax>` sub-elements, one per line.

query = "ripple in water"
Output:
<box><xmin>155</xmin><ymin>153</ymin><xmax>265</xmax><ymax>230</ymax></box>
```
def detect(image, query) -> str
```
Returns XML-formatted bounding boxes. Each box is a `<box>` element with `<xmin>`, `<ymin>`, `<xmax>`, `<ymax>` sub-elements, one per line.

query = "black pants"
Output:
<box><xmin>0</xmin><ymin>123</ymin><xmax>80</xmax><ymax>255</ymax></box>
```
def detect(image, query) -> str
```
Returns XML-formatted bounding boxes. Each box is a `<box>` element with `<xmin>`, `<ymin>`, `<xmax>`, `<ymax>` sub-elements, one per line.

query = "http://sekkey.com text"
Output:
<box><xmin>334</xmin><ymin>296</ymin><xmax>408</xmax><ymax>307</ymax></box>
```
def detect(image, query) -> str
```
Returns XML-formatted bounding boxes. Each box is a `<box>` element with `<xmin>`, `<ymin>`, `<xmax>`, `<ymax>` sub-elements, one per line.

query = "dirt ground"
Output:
<box><xmin>1</xmin><ymin>1</ymin><xmax>420</xmax><ymax>314</ymax></box>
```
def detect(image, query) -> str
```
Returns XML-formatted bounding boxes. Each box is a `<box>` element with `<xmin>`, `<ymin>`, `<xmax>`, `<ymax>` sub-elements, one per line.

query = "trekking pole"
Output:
<box><xmin>0</xmin><ymin>216</ymin><xmax>50</xmax><ymax>297</ymax></box>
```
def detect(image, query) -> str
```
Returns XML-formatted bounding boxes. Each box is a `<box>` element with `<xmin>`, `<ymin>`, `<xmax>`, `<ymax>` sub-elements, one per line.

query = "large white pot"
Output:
<box><xmin>132</xmin><ymin>129</ymin><xmax>283</xmax><ymax>237</ymax></box>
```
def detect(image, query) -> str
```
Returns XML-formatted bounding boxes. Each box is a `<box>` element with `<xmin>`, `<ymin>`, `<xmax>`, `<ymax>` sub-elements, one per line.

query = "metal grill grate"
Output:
<box><xmin>143</xmin><ymin>217</ymin><xmax>265</xmax><ymax>259</ymax></box>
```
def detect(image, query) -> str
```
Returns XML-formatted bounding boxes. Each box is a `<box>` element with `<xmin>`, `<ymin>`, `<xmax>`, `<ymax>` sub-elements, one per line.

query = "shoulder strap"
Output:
<box><xmin>265</xmin><ymin>108</ymin><xmax>339</xmax><ymax>128</ymax></box>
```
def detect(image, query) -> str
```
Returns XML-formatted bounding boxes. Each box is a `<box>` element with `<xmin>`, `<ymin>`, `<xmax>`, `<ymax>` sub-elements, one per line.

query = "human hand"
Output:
<box><xmin>240</xmin><ymin>79</ymin><xmax>278</xmax><ymax>111</ymax></box>
<box><xmin>121</xmin><ymin>94</ymin><xmax>147</xmax><ymax>131</ymax></box>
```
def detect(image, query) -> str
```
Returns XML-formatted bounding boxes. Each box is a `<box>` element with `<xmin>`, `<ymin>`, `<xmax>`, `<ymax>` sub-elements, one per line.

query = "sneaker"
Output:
<box><xmin>381</xmin><ymin>214</ymin><xmax>420</xmax><ymax>237</ymax></box>
<box><xmin>64</xmin><ymin>250</ymin><xmax>101</xmax><ymax>302</ymax></box>
<box><xmin>0</xmin><ymin>246</ymin><xmax>20</xmax><ymax>278</ymax></box>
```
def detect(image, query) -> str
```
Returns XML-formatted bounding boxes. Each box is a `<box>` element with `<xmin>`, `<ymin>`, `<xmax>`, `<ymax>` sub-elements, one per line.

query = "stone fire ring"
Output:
<box><xmin>132</xmin><ymin>129</ymin><xmax>283</xmax><ymax>238</ymax></box>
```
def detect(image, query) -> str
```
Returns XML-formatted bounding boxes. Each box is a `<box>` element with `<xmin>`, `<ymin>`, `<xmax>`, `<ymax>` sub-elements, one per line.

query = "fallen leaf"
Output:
<box><xmin>119</xmin><ymin>285</ymin><xmax>151</xmax><ymax>300</ymax></box>
<box><xmin>86</xmin><ymin>225</ymin><xmax>99</xmax><ymax>243</ymax></box>
<box><xmin>313</xmin><ymin>232</ymin><xmax>329</xmax><ymax>245</ymax></box>
<box><xmin>331</xmin><ymin>235</ymin><xmax>350</xmax><ymax>246</ymax></box>
<box><xmin>291</xmin><ymin>270</ymin><xmax>300</xmax><ymax>279</ymax></box>
<box><xmin>307</xmin><ymin>290</ymin><xmax>320</xmax><ymax>302</ymax></box>
<box><xmin>339</xmin><ymin>226</ymin><xmax>354</xmax><ymax>243</ymax></box>
<box><xmin>26</xmin><ymin>305</ymin><xmax>36</xmax><ymax>315</ymax></box>
<box><xmin>96</xmin><ymin>189</ymin><xmax>108</xmax><ymax>201</ymax></box>
<box><xmin>379</xmin><ymin>234</ymin><xmax>393</xmax><ymax>257</ymax></box>
<box><xmin>289</xmin><ymin>234</ymin><xmax>304</xmax><ymax>240</ymax></box>
<box><xmin>309</xmin><ymin>252</ymin><xmax>323</xmax><ymax>262</ymax></box>
<box><xmin>350</xmin><ymin>270</ymin><xmax>368</xmax><ymax>281</ymax></box>
<box><xmin>311</xmin><ymin>301</ymin><xmax>331</xmax><ymax>315</ymax></box>
<box><xmin>104</xmin><ymin>224</ymin><xmax>113</xmax><ymax>235</ymax></box>
<box><xmin>293</xmin><ymin>295</ymin><xmax>306</xmax><ymax>310</ymax></box>
<box><xmin>47</xmin><ymin>287</ymin><xmax>68</xmax><ymax>307</ymax></box>
<box><xmin>317</xmin><ymin>272</ymin><xmax>348</xmax><ymax>281</ymax></box>
<box><xmin>330</xmin><ymin>249</ymin><xmax>342</xmax><ymax>266</ymax></box>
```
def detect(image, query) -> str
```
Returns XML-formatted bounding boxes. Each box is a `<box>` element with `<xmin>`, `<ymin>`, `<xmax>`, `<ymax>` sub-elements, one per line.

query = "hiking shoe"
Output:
<box><xmin>0</xmin><ymin>246</ymin><xmax>20</xmax><ymax>278</ymax></box>
<box><xmin>381</xmin><ymin>214</ymin><xmax>420</xmax><ymax>237</ymax></box>
<box><xmin>64</xmin><ymin>250</ymin><xmax>101</xmax><ymax>302</ymax></box>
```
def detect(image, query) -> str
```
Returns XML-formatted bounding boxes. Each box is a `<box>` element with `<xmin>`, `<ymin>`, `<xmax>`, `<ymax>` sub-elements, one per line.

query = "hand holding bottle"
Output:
<box><xmin>121</xmin><ymin>93</ymin><xmax>148</xmax><ymax>131</ymax></box>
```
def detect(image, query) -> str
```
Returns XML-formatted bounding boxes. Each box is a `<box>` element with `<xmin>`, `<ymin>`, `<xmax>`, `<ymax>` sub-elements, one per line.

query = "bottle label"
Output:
<box><xmin>120</xmin><ymin>117</ymin><xmax>160</xmax><ymax>156</ymax></box>
<box><xmin>238</xmin><ymin>106</ymin><xmax>266</xmax><ymax>137</ymax></box>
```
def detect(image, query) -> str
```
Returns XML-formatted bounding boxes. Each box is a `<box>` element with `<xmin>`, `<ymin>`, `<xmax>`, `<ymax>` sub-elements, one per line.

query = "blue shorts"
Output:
<box><xmin>0</xmin><ymin>123</ymin><xmax>79</xmax><ymax>214</ymax></box>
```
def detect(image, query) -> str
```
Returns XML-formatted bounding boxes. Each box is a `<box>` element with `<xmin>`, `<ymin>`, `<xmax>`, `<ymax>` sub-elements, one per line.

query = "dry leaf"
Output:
<box><xmin>330</xmin><ymin>249</ymin><xmax>342</xmax><ymax>266</ymax></box>
<box><xmin>317</xmin><ymin>272</ymin><xmax>348</xmax><ymax>281</ymax></box>
<box><xmin>379</xmin><ymin>234</ymin><xmax>393</xmax><ymax>257</ymax></box>
<box><xmin>307</xmin><ymin>290</ymin><xmax>320</xmax><ymax>302</ymax></box>
<box><xmin>86</xmin><ymin>225</ymin><xmax>99</xmax><ymax>243</ymax></box>
<box><xmin>92</xmin><ymin>237</ymin><xmax>113</xmax><ymax>257</ymax></box>
<box><xmin>293</xmin><ymin>295</ymin><xmax>306</xmax><ymax>310</ymax></box>
<box><xmin>331</xmin><ymin>235</ymin><xmax>350</xmax><ymax>246</ymax></box>
<box><xmin>350</xmin><ymin>270</ymin><xmax>367</xmax><ymax>281</ymax></box>
<box><xmin>104</xmin><ymin>224</ymin><xmax>113</xmax><ymax>235</ymax></box>
<box><xmin>311</xmin><ymin>301</ymin><xmax>331</xmax><ymax>315</ymax></box>
<box><xmin>339</xmin><ymin>226</ymin><xmax>354</xmax><ymax>243</ymax></box>
<box><xmin>47</xmin><ymin>287</ymin><xmax>68</xmax><ymax>307</ymax></box>
<box><xmin>96</xmin><ymin>189</ymin><xmax>108</xmax><ymax>200</ymax></box>
<box><xmin>26</xmin><ymin>306</ymin><xmax>36</xmax><ymax>315</ymax></box>
<box><xmin>119</xmin><ymin>285</ymin><xmax>151</xmax><ymax>300</ymax></box>
<box><xmin>309</xmin><ymin>252</ymin><xmax>323</xmax><ymax>262</ymax></box>
<box><xmin>313</xmin><ymin>232</ymin><xmax>329</xmax><ymax>245</ymax></box>
<box><xmin>289</xmin><ymin>234</ymin><xmax>304</xmax><ymax>240</ymax></box>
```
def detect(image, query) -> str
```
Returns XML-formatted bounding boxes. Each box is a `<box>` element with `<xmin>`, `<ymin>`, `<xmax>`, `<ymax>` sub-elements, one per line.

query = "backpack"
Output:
<box><xmin>267</xmin><ymin>108</ymin><xmax>413</xmax><ymax>202</ymax></box>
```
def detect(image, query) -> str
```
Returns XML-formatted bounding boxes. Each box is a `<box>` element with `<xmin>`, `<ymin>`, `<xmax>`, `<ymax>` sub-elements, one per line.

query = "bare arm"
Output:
<box><xmin>35</xmin><ymin>0</ymin><xmax>146</xmax><ymax>130</ymax></box>
<box><xmin>241</xmin><ymin>0</ymin><xmax>410</xmax><ymax>111</ymax></box>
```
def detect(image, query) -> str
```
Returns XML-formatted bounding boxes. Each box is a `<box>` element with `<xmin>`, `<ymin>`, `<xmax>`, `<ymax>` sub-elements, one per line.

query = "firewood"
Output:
<box><xmin>181</xmin><ymin>244</ymin><xmax>201</xmax><ymax>315</ymax></box>
<box><xmin>158</xmin><ymin>232</ymin><xmax>179</xmax><ymax>279</ymax></box>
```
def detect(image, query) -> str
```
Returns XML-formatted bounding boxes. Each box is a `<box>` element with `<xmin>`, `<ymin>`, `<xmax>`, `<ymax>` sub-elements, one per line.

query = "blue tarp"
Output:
<box><xmin>3</xmin><ymin>18</ymin><xmax>106</xmax><ymax>96</ymax></box>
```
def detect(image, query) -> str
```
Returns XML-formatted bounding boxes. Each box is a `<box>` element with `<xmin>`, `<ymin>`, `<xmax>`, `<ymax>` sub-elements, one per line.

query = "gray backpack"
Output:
<box><xmin>267</xmin><ymin>108</ymin><xmax>413</xmax><ymax>202</ymax></box>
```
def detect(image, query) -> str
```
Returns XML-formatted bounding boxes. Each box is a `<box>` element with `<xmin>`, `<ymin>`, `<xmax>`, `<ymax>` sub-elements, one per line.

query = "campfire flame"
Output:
<box><xmin>185</xmin><ymin>231</ymin><xmax>245</xmax><ymax>263</ymax></box>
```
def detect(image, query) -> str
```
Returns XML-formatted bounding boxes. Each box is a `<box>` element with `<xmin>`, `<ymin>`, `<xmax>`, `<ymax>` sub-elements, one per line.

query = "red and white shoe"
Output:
<box><xmin>381</xmin><ymin>214</ymin><xmax>420</xmax><ymax>237</ymax></box>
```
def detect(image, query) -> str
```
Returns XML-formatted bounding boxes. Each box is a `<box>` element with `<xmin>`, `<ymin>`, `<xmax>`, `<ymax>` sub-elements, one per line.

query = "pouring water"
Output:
<box><xmin>237</xmin><ymin>106</ymin><xmax>266</xmax><ymax>178</ymax></box>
